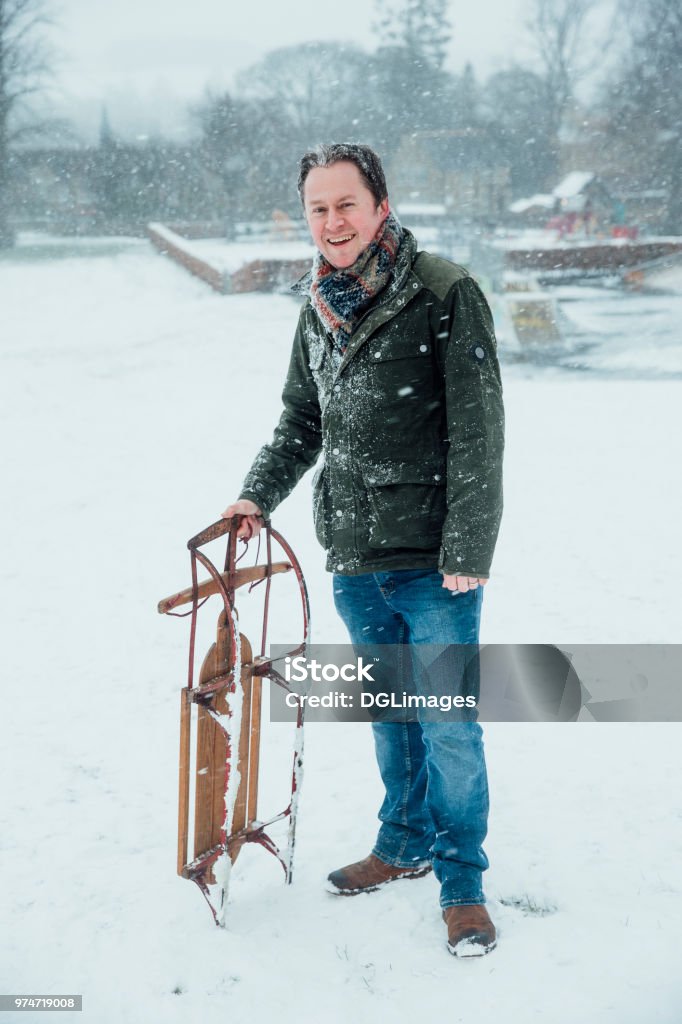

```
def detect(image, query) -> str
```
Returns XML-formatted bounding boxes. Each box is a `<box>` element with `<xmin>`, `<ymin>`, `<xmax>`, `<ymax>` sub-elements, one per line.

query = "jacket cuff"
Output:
<box><xmin>238</xmin><ymin>490</ymin><xmax>272</xmax><ymax>521</ymax></box>
<box><xmin>438</xmin><ymin>545</ymin><xmax>489</xmax><ymax>578</ymax></box>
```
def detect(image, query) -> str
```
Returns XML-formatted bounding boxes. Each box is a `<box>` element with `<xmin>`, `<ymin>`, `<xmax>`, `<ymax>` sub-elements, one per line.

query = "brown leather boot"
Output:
<box><xmin>326</xmin><ymin>853</ymin><xmax>432</xmax><ymax>895</ymax></box>
<box><xmin>443</xmin><ymin>904</ymin><xmax>497</xmax><ymax>957</ymax></box>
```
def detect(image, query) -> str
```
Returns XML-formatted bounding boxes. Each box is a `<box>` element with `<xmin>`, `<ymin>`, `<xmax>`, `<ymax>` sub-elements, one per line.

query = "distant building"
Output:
<box><xmin>10</xmin><ymin>147</ymin><xmax>100</xmax><ymax>234</ymax></box>
<box><xmin>9</xmin><ymin>140</ymin><xmax>221</xmax><ymax>235</ymax></box>
<box><xmin>395</xmin><ymin>202</ymin><xmax>448</xmax><ymax>226</ymax></box>
<box><xmin>389</xmin><ymin>130</ymin><xmax>511</xmax><ymax>224</ymax></box>
<box><xmin>557</xmin><ymin>108</ymin><xmax>669</xmax><ymax>232</ymax></box>
<box><xmin>617</xmin><ymin>189</ymin><xmax>668</xmax><ymax>232</ymax></box>
<box><xmin>508</xmin><ymin>193</ymin><xmax>556</xmax><ymax>224</ymax></box>
<box><xmin>553</xmin><ymin>172</ymin><xmax>612</xmax><ymax>216</ymax></box>
<box><xmin>510</xmin><ymin>171</ymin><xmax>615</xmax><ymax>234</ymax></box>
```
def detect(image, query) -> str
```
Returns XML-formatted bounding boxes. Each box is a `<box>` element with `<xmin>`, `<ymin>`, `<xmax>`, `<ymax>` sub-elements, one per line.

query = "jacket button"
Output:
<box><xmin>336</xmin><ymin>509</ymin><xmax>342</xmax><ymax>516</ymax></box>
<box><xmin>334</xmin><ymin>384</ymin><xmax>341</xmax><ymax>392</ymax></box>
<box><xmin>434</xmin><ymin>474</ymin><xmax>441</xmax><ymax>481</ymax></box>
<box><xmin>337</xmin><ymin>563</ymin><xmax>345</xmax><ymax>570</ymax></box>
<box><xmin>419</xmin><ymin>344</ymin><xmax>428</xmax><ymax>353</ymax></box>
<box><xmin>374</xmin><ymin>351</ymin><xmax>381</xmax><ymax>358</ymax></box>
<box><xmin>332</xmin><ymin>447</ymin><xmax>340</xmax><ymax>455</ymax></box>
<box><xmin>475</xmin><ymin>346</ymin><xmax>485</xmax><ymax>359</ymax></box>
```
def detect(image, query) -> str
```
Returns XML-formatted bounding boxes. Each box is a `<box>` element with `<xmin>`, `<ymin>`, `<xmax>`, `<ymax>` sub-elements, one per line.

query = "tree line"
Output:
<box><xmin>1</xmin><ymin>0</ymin><xmax>680</xmax><ymax>245</ymax></box>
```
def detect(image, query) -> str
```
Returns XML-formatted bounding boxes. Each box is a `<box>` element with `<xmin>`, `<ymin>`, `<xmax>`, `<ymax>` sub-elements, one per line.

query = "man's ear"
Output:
<box><xmin>379</xmin><ymin>197</ymin><xmax>390</xmax><ymax>219</ymax></box>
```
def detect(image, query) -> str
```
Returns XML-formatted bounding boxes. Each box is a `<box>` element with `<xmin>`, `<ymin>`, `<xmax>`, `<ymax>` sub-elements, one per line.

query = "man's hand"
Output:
<box><xmin>442</xmin><ymin>574</ymin><xmax>488</xmax><ymax>593</ymax></box>
<box><xmin>221</xmin><ymin>499</ymin><xmax>264</xmax><ymax>540</ymax></box>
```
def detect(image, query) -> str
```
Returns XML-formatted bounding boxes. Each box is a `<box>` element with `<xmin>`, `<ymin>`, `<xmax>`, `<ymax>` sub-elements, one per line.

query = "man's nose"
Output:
<box><xmin>325</xmin><ymin>208</ymin><xmax>345</xmax><ymax>231</ymax></box>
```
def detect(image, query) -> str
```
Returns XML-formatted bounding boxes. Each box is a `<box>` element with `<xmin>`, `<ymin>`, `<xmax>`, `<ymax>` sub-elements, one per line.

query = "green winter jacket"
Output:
<box><xmin>239</xmin><ymin>230</ymin><xmax>504</xmax><ymax>577</ymax></box>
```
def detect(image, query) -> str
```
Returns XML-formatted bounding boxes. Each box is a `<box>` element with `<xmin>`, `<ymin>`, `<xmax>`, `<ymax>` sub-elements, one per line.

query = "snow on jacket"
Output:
<box><xmin>239</xmin><ymin>230</ymin><xmax>504</xmax><ymax>577</ymax></box>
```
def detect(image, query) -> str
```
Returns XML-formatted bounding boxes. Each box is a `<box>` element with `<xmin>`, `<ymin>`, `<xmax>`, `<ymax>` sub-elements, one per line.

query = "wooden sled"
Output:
<box><xmin>158</xmin><ymin>517</ymin><xmax>309</xmax><ymax>926</ymax></box>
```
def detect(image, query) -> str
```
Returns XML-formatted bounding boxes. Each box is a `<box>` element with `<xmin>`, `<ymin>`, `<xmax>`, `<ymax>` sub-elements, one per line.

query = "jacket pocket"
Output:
<box><xmin>363</xmin><ymin>460</ymin><xmax>446</xmax><ymax>551</ymax></box>
<box><xmin>368</xmin><ymin>333</ymin><xmax>433</xmax><ymax>362</ymax></box>
<box><xmin>311</xmin><ymin>463</ymin><xmax>328</xmax><ymax>548</ymax></box>
<box><xmin>366</xmin><ymin>332</ymin><xmax>434</xmax><ymax>393</ymax></box>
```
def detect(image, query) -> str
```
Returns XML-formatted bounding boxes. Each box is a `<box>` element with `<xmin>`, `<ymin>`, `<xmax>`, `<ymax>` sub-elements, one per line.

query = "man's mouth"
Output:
<box><xmin>328</xmin><ymin>234</ymin><xmax>356</xmax><ymax>247</ymax></box>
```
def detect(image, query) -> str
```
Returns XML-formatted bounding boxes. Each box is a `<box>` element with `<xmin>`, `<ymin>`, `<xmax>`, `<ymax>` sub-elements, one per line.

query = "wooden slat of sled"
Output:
<box><xmin>230</xmin><ymin>635</ymin><xmax>253</xmax><ymax>847</ymax></box>
<box><xmin>191</xmin><ymin>625</ymin><xmax>260</xmax><ymax>877</ymax></box>
<box><xmin>193</xmin><ymin>613</ymin><xmax>232</xmax><ymax>877</ymax></box>
<box><xmin>177</xmin><ymin>688</ymin><xmax>192</xmax><ymax>876</ymax></box>
<box><xmin>158</xmin><ymin>562</ymin><xmax>291</xmax><ymax>614</ymax></box>
<box><xmin>247</xmin><ymin>670</ymin><xmax>262</xmax><ymax>827</ymax></box>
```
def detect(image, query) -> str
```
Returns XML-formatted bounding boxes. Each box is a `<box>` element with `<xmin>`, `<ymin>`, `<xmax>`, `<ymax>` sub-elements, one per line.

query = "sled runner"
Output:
<box><xmin>158</xmin><ymin>517</ymin><xmax>309</xmax><ymax>926</ymax></box>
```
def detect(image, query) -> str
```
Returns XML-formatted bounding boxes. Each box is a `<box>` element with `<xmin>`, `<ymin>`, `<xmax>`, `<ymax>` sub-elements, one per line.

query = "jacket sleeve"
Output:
<box><xmin>437</xmin><ymin>276</ymin><xmax>504</xmax><ymax>577</ymax></box>
<box><xmin>239</xmin><ymin>308</ymin><xmax>323</xmax><ymax>520</ymax></box>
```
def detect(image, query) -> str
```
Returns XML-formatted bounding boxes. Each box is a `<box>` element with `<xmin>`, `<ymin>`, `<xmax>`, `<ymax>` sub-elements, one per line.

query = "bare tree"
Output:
<box><xmin>0</xmin><ymin>0</ymin><xmax>55</xmax><ymax>247</ymax></box>
<box><xmin>194</xmin><ymin>87</ymin><xmax>302</xmax><ymax>221</ymax></box>
<box><xmin>483</xmin><ymin>67</ymin><xmax>557</xmax><ymax>195</ymax></box>
<box><xmin>373</xmin><ymin>0</ymin><xmax>451</xmax><ymax>71</ymax></box>
<box><xmin>604</xmin><ymin>0</ymin><xmax>682</xmax><ymax>231</ymax></box>
<box><xmin>365</xmin><ymin>0</ymin><xmax>455</xmax><ymax>153</ymax></box>
<box><xmin>235</xmin><ymin>42</ymin><xmax>369</xmax><ymax>151</ymax></box>
<box><xmin>525</xmin><ymin>0</ymin><xmax>599</xmax><ymax>183</ymax></box>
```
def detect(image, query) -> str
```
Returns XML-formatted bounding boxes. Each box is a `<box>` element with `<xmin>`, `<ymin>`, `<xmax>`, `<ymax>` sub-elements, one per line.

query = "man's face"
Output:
<box><xmin>303</xmin><ymin>161</ymin><xmax>390</xmax><ymax>269</ymax></box>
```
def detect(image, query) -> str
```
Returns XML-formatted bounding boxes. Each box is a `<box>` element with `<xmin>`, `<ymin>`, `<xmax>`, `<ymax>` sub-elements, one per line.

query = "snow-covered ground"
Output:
<box><xmin>190</xmin><ymin>236</ymin><xmax>315</xmax><ymax>273</ymax></box>
<box><xmin>487</xmin><ymin>280</ymin><xmax>682</xmax><ymax>378</ymax></box>
<box><xmin>148</xmin><ymin>224</ymin><xmax>315</xmax><ymax>276</ymax></box>
<box><xmin>1</xmin><ymin>237</ymin><xmax>681</xmax><ymax>1023</ymax></box>
<box><xmin>491</xmin><ymin>227</ymin><xmax>682</xmax><ymax>251</ymax></box>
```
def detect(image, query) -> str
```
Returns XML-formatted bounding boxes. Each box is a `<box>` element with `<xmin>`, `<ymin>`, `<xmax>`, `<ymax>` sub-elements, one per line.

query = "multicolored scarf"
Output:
<box><xmin>303</xmin><ymin>211</ymin><xmax>406</xmax><ymax>352</ymax></box>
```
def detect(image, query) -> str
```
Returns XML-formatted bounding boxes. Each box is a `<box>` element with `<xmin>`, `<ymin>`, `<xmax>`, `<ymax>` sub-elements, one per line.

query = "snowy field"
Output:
<box><xmin>527</xmin><ymin>282</ymin><xmax>682</xmax><ymax>378</ymax></box>
<box><xmin>1</xmin><ymin>236</ymin><xmax>682</xmax><ymax>1023</ymax></box>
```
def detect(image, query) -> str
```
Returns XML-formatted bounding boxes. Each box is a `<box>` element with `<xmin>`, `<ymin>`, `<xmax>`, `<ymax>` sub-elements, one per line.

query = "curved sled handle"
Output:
<box><xmin>187</xmin><ymin>514</ymin><xmax>266</xmax><ymax>551</ymax></box>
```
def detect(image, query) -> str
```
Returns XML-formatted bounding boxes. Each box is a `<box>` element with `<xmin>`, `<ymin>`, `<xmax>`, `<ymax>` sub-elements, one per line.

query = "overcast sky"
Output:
<box><xmin>49</xmin><ymin>0</ymin><xmax>536</xmax><ymax>140</ymax></box>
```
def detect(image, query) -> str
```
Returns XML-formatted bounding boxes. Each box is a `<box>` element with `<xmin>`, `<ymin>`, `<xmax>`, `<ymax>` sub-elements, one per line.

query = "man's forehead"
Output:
<box><xmin>305</xmin><ymin>191</ymin><xmax>358</xmax><ymax>205</ymax></box>
<box><xmin>304</xmin><ymin>162</ymin><xmax>367</xmax><ymax>202</ymax></box>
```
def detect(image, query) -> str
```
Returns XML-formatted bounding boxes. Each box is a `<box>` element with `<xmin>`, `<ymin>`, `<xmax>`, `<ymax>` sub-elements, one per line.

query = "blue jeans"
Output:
<box><xmin>333</xmin><ymin>568</ymin><xmax>489</xmax><ymax>907</ymax></box>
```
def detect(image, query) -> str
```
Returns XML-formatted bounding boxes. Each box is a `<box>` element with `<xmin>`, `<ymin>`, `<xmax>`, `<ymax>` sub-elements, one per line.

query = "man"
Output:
<box><xmin>223</xmin><ymin>143</ymin><xmax>504</xmax><ymax>957</ymax></box>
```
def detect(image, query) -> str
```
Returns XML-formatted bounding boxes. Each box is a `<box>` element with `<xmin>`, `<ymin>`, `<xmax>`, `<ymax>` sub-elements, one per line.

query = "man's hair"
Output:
<box><xmin>297</xmin><ymin>143</ymin><xmax>388</xmax><ymax>208</ymax></box>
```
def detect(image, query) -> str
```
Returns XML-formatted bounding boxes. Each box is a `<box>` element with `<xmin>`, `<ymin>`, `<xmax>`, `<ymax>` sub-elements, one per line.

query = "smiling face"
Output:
<box><xmin>303</xmin><ymin>161</ymin><xmax>390</xmax><ymax>269</ymax></box>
